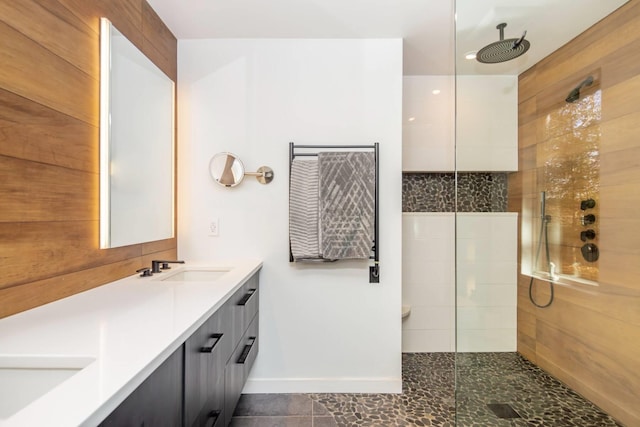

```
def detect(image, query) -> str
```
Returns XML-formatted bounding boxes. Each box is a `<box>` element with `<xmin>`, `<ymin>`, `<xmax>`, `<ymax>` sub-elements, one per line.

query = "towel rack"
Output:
<box><xmin>289</xmin><ymin>142</ymin><xmax>380</xmax><ymax>283</ymax></box>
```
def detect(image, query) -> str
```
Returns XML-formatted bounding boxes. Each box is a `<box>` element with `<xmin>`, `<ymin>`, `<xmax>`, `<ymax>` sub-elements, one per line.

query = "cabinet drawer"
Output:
<box><xmin>200</xmin><ymin>405</ymin><xmax>225</xmax><ymax>427</ymax></box>
<box><xmin>184</xmin><ymin>310</ymin><xmax>226</xmax><ymax>427</ymax></box>
<box><xmin>224</xmin><ymin>274</ymin><xmax>259</xmax><ymax>360</ymax></box>
<box><xmin>194</xmin><ymin>375</ymin><xmax>224</xmax><ymax>427</ymax></box>
<box><xmin>224</xmin><ymin>314</ymin><xmax>259</xmax><ymax>426</ymax></box>
<box><xmin>100</xmin><ymin>346</ymin><xmax>183</xmax><ymax>427</ymax></box>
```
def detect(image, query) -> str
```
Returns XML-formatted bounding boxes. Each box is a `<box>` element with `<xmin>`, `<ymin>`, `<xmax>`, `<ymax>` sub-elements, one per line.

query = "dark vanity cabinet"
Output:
<box><xmin>184</xmin><ymin>309</ymin><xmax>226</xmax><ymax>427</ymax></box>
<box><xmin>100</xmin><ymin>346</ymin><xmax>184</xmax><ymax>427</ymax></box>
<box><xmin>102</xmin><ymin>271</ymin><xmax>260</xmax><ymax>427</ymax></box>
<box><xmin>222</xmin><ymin>274</ymin><xmax>259</xmax><ymax>426</ymax></box>
<box><xmin>185</xmin><ymin>273</ymin><xmax>260</xmax><ymax>427</ymax></box>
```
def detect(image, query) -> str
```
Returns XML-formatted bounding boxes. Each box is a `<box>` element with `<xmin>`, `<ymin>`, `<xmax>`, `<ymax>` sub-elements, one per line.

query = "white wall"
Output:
<box><xmin>402</xmin><ymin>213</ymin><xmax>455</xmax><ymax>352</ymax></box>
<box><xmin>402</xmin><ymin>76</ymin><xmax>455</xmax><ymax>172</ymax></box>
<box><xmin>456</xmin><ymin>75</ymin><xmax>518</xmax><ymax>171</ymax></box>
<box><xmin>178</xmin><ymin>39</ymin><xmax>403</xmax><ymax>393</ymax></box>
<box><xmin>402</xmin><ymin>75</ymin><xmax>518</xmax><ymax>172</ymax></box>
<box><xmin>401</xmin><ymin>213</ymin><xmax>517</xmax><ymax>353</ymax></box>
<box><xmin>456</xmin><ymin>213</ymin><xmax>518</xmax><ymax>352</ymax></box>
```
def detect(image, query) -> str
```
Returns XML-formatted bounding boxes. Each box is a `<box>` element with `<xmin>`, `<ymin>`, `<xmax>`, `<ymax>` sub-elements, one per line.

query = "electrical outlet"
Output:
<box><xmin>209</xmin><ymin>218</ymin><xmax>219</xmax><ymax>236</ymax></box>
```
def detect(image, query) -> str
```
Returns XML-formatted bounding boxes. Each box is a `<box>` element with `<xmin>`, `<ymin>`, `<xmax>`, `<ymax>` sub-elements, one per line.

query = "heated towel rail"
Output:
<box><xmin>288</xmin><ymin>142</ymin><xmax>380</xmax><ymax>283</ymax></box>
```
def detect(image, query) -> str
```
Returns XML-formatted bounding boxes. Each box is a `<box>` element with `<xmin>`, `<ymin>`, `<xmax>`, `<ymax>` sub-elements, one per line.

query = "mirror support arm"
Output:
<box><xmin>245</xmin><ymin>166</ymin><xmax>274</xmax><ymax>184</ymax></box>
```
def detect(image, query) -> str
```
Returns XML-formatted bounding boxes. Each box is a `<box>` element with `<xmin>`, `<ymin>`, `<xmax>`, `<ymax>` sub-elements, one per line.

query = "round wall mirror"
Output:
<box><xmin>209</xmin><ymin>152</ymin><xmax>245</xmax><ymax>187</ymax></box>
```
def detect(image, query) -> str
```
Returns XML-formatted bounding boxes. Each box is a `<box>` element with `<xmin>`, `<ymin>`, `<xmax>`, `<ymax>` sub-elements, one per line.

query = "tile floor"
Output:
<box><xmin>230</xmin><ymin>352</ymin><xmax>622</xmax><ymax>427</ymax></box>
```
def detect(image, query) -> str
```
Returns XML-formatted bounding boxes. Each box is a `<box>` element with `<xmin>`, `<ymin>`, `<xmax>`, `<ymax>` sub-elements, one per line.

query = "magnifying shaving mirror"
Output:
<box><xmin>209</xmin><ymin>152</ymin><xmax>273</xmax><ymax>187</ymax></box>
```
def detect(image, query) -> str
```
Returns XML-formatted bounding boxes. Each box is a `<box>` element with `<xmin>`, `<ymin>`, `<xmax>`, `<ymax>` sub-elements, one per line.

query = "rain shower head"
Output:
<box><xmin>566</xmin><ymin>75</ymin><xmax>594</xmax><ymax>103</ymax></box>
<box><xmin>476</xmin><ymin>23</ymin><xmax>530</xmax><ymax>64</ymax></box>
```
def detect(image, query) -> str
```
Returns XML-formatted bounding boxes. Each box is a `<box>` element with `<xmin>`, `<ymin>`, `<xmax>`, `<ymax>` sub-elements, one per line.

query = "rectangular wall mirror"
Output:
<box><xmin>100</xmin><ymin>18</ymin><xmax>175</xmax><ymax>248</ymax></box>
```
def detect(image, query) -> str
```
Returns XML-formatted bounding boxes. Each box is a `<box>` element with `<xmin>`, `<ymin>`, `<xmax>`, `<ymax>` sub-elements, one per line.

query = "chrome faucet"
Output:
<box><xmin>151</xmin><ymin>260</ymin><xmax>185</xmax><ymax>274</ymax></box>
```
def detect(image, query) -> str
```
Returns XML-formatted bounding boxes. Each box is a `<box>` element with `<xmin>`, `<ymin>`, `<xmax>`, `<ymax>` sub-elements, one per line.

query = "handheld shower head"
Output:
<box><xmin>540</xmin><ymin>191</ymin><xmax>551</xmax><ymax>222</ymax></box>
<box><xmin>566</xmin><ymin>76</ymin><xmax>594</xmax><ymax>103</ymax></box>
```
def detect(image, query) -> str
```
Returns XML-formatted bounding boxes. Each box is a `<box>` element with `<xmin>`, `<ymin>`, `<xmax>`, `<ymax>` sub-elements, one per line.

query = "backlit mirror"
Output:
<box><xmin>99</xmin><ymin>18</ymin><xmax>175</xmax><ymax>248</ymax></box>
<box><xmin>209</xmin><ymin>152</ymin><xmax>245</xmax><ymax>187</ymax></box>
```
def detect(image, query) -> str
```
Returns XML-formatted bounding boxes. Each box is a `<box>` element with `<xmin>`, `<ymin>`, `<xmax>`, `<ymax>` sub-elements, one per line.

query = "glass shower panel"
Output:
<box><xmin>453</xmin><ymin>1</ymin><xmax>630</xmax><ymax>426</ymax></box>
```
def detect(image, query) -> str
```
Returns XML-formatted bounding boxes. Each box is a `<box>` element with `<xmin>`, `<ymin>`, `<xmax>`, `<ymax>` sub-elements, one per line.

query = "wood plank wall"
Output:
<box><xmin>0</xmin><ymin>0</ymin><xmax>177</xmax><ymax>318</ymax></box>
<box><xmin>511</xmin><ymin>2</ymin><xmax>640</xmax><ymax>425</ymax></box>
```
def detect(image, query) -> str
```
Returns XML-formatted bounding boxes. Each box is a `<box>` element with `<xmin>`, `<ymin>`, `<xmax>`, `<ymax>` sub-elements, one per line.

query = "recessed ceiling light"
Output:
<box><xmin>408</xmin><ymin>117</ymin><xmax>416</xmax><ymax>122</ymax></box>
<box><xmin>465</xmin><ymin>51</ymin><xmax>477</xmax><ymax>60</ymax></box>
<box><xmin>432</xmin><ymin>89</ymin><xmax>441</xmax><ymax>95</ymax></box>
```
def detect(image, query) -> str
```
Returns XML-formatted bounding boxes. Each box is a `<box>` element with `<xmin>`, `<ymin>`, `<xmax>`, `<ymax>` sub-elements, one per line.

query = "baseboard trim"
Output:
<box><xmin>242</xmin><ymin>377</ymin><xmax>402</xmax><ymax>394</ymax></box>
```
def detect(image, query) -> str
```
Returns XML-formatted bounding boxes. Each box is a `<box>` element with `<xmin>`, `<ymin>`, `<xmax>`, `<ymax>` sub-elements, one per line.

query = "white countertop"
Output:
<box><xmin>0</xmin><ymin>259</ymin><xmax>262</xmax><ymax>427</ymax></box>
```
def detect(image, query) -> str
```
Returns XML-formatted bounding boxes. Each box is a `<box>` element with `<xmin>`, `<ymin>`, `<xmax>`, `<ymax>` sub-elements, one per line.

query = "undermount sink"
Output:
<box><xmin>158</xmin><ymin>268</ymin><xmax>231</xmax><ymax>282</ymax></box>
<box><xmin>0</xmin><ymin>355</ymin><xmax>95</xmax><ymax>419</ymax></box>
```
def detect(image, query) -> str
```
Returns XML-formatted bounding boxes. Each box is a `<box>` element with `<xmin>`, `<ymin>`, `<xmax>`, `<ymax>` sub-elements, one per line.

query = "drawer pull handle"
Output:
<box><xmin>237</xmin><ymin>337</ymin><xmax>256</xmax><ymax>364</ymax></box>
<box><xmin>200</xmin><ymin>333</ymin><xmax>223</xmax><ymax>353</ymax></box>
<box><xmin>237</xmin><ymin>289</ymin><xmax>257</xmax><ymax>306</ymax></box>
<box><xmin>205</xmin><ymin>410</ymin><xmax>222</xmax><ymax>427</ymax></box>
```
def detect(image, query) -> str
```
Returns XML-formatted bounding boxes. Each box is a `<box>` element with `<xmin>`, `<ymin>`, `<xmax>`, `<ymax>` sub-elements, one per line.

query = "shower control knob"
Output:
<box><xmin>581</xmin><ymin>214</ymin><xmax>596</xmax><ymax>226</ymax></box>
<box><xmin>581</xmin><ymin>243</ymin><xmax>599</xmax><ymax>262</ymax></box>
<box><xmin>580</xmin><ymin>199</ymin><xmax>596</xmax><ymax>210</ymax></box>
<box><xmin>580</xmin><ymin>229</ymin><xmax>596</xmax><ymax>241</ymax></box>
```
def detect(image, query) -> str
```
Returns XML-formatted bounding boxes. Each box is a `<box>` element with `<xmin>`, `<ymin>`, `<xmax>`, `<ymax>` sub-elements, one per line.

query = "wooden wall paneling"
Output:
<box><xmin>516</xmin><ymin>331</ymin><xmax>536</xmax><ymax>363</ymax></box>
<box><xmin>0</xmin><ymin>88</ymin><xmax>97</xmax><ymax>172</ymax></box>
<box><xmin>0</xmin><ymin>258</ymin><xmax>144</xmax><ymax>319</ymax></box>
<box><xmin>101</xmin><ymin>0</ymin><xmax>145</xmax><ymax>48</ymax></box>
<box><xmin>531</xmin><ymin>294</ymin><xmax>640</xmax><ymax>369</ymax></box>
<box><xmin>518</xmin><ymin>68</ymin><xmax>537</xmax><ymax>102</ymax></box>
<box><xmin>0</xmin><ymin>21</ymin><xmax>97</xmax><ymax>126</ymax></box>
<box><xmin>0</xmin><ymin>0</ymin><xmax>98</xmax><ymax>77</ymax></box>
<box><xmin>506</xmin><ymin>194</ymin><xmax>521</xmax><ymax>215</ymax></box>
<box><xmin>517</xmin><ymin>309</ymin><xmax>536</xmax><ymax>339</ymax></box>
<box><xmin>600</xmin><ymin>146</ymin><xmax>640</xmax><ymax>187</ymax></box>
<box><xmin>535</xmin><ymin>1</ymin><xmax>640</xmax><ymax>89</ymax></box>
<box><xmin>0</xmin><ymin>221</ymin><xmax>143</xmax><ymax>289</ymax></box>
<box><xmin>141</xmin><ymin>1</ymin><xmax>177</xmax><ymax>80</ymax></box>
<box><xmin>599</xmin><ymin>182</ymin><xmax>640</xmax><ymax>220</ymax></box>
<box><xmin>535</xmin><ymin>321</ymin><xmax>640</xmax><ymax>426</ymax></box>
<box><xmin>140</xmin><ymin>38</ymin><xmax>175</xmax><ymax>82</ymax></box>
<box><xmin>1</xmin><ymin>0</ymin><xmax>177</xmax><ymax>318</ymax></box>
<box><xmin>599</xmin><ymin>251</ymin><xmax>640</xmax><ymax>291</ymax></box>
<box><xmin>600</xmin><ymin>111</ymin><xmax>640</xmax><ymax>153</ymax></box>
<box><xmin>0</xmin><ymin>22</ymin><xmax>98</xmax><ymax>126</ymax></box>
<box><xmin>552</xmin><ymin>281</ymin><xmax>640</xmax><ymax>327</ymax></box>
<box><xmin>520</xmin><ymin>169</ymin><xmax>537</xmax><ymax>196</ymax></box>
<box><xmin>602</xmin><ymin>73</ymin><xmax>640</xmax><ymax>121</ymax></box>
<box><xmin>517</xmin><ymin>276</ymin><xmax>538</xmax><ymax>316</ymax></box>
<box><xmin>599</xmin><ymin>217</ymin><xmax>640</xmax><ymax>257</ymax></box>
<box><xmin>142</xmin><ymin>237</ymin><xmax>178</xmax><ymax>255</ymax></box>
<box><xmin>0</xmin><ymin>156</ymin><xmax>97</xmax><ymax>222</ymax></box>
<box><xmin>518</xmin><ymin>120</ymin><xmax>537</xmax><ymax>149</ymax></box>
<box><xmin>57</xmin><ymin>0</ymin><xmax>144</xmax><ymax>47</ymax></box>
<box><xmin>517</xmin><ymin>145</ymin><xmax>536</xmax><ymax>171</ymax></box>
<box><xmin>518</xmin><ymin>94</ymin><xmax>537</xmax><ymax>126</ymax></box>
<box><xmin>599</xmin><ymin>36</ymin><xmax>640</xmax><ymax>89</ymax></box>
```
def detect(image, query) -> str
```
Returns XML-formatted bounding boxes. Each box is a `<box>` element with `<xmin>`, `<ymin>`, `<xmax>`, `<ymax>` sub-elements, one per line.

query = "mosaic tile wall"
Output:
<box><xmin>402</xmin><ymin>173</ymin><xmax>508</xmax><ymax>212</ymax></box>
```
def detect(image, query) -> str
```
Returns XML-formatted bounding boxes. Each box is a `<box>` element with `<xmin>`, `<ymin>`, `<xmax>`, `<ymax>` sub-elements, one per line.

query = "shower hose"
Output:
<box><xmin>529</xmin><ymin>213</ymin><xmax>555</xmax><ymax>308</ymax></box>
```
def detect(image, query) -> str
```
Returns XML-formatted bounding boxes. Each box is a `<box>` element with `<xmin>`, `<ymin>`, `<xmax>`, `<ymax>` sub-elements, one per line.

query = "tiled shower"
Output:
<box><xmin>401</xmin><ymin>73</ymin><xmax>519</xmax><ymax>354</ymax></box>
<box><xmin>401</xmin><ymin>176</ymin><xmax>517</xmax><ymax>353</ymax></box>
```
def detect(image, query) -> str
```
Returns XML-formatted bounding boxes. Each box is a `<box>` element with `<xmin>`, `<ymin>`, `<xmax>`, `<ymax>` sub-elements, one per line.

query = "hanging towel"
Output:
<box><xmin>289</xmin><ymin>158</ymin><xmax>321</xmax><ymax>260</ymax></box>
<box><xmin>318</xmin><ymin>151</ymin><xmax>375</xmax><ymax>260</ymax></box>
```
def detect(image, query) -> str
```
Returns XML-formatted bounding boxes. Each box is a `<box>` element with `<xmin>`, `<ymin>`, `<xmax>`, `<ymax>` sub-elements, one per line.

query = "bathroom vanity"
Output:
<box><xmin>0</xmin><ymin>259</ymin><xmax>261</xmax><ymax>427</ymax></box>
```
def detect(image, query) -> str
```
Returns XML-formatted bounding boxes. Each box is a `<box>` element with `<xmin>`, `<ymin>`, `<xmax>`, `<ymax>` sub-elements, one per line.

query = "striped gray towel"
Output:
<box><xmin>319</xmin><ymin>152</ymin><xmax>375</xmax><ymax>260</ymax></box>
<box><xmin>289</xmin><ymin>158</ymin><xmax>321</xmax><ymax>260</ymax></box>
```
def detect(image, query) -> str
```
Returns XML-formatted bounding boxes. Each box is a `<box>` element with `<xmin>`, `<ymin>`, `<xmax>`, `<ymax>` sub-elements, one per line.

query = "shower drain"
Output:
<box><xmin>487</xmin><ymin>403</ymin><xmax>522</xmax><ymax>419</ymax></box>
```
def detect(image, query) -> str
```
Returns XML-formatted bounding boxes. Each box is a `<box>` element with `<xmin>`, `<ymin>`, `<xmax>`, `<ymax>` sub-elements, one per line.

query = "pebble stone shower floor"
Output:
<box><xmin>230</xmin><ymin>352</ymin><xmax>622</xmax><ymax>427</ymax></box>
